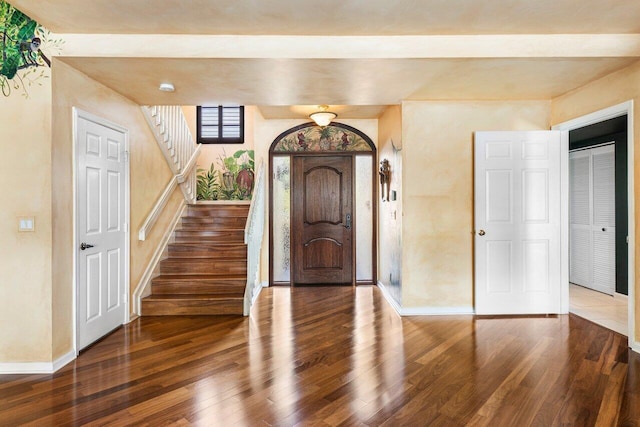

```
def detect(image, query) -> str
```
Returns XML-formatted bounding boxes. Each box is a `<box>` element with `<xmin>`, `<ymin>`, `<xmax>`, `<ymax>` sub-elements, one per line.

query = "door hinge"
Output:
<box><xmin>124</xmin><ymin>151</ymin><xmax>130</xmax><ymax>162</ymax></box>
<box><xmin>626</xmin><ymin>235</ymin><xmax>629</xmax><ymax>244</ymax></box>
<box><xmin>124</xmin><ymin>223</ymin><xmax>129</xmax><ymax>233</ymax></box>
<box><xmin>123</xmin><ymin>293</ymin><xmax>128</xmax><ymax>304</ymax></box>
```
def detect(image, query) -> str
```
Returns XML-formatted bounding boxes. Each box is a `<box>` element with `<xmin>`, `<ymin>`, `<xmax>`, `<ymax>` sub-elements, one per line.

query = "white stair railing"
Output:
<box><xmin>139</xmin><ymin>106</ymin><xmax>201</xmax><ymax>241</ymax></box>
<box><xmin>141</xmin><ymin>105</ymin><xmax>200</xmax><ymax>203</ymax></box>
<box><xmin>244</xmin><ymin>160</ymin><xmax>266</xmax><ymax>316</ymax></box>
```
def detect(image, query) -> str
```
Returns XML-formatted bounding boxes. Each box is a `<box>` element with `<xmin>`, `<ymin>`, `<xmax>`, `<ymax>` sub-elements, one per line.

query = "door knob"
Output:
<box><xmin>602</xmin><ymin>228</ymin><xmax>606</xmax><ymax>232</ymax></box>
<box><xmin>344</xmin><ymin>214</ymin><xmax>352</xmax><ymax>230</ymax></box>
<box><xmin>80</xmin><ymin>242</ymin><xmax>94</xmax><ymax>250</ymax></box>
<box><xmin>478</xmin><ymin>230</ymin><xmax>486</xmax><ymax>236</ymax></box>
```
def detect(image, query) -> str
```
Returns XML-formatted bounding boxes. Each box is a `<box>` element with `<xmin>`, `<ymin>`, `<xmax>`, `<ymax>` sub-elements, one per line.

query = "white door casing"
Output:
<box><xmin>475</xmin><ymin>131</ymin><xmax>565</xmax><ymax>315</ymax></box>
<box><xmin>76</xmin><ymin>111</ymin><xmax>129</xmax><ymax>350</ymax></box>
<box><xmin>569</xmin><ymin>145</ymin><xmax>616</xmax><ymax>295</ymax></box>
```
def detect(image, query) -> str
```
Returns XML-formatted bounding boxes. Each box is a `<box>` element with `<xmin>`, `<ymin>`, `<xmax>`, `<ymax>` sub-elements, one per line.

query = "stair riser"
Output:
<box><xmin>173</xmin><ymin>240</ymin><xmax>245</xmax><ymax>246</ymax></box>
<box><xmin>160</xmin><ymin>262</ymin><xmax>247</xmax><ymax>275</ymax></box>
<box><xmin>174</xmin><ymin>230</ymin><xmax>244</xmax><ymax>242</ymax></box>
<box><xmin>169</xmin><ymin>243</ymin><xmax>246</xmax><ymax>254</ymax></box>
<box><xmin>152</xmin><ymin>282</ymin><xmax>245</xmax><ymax>295</ymax></box>
<box><xmin>142</xmin><ymin>300</ymin><xmax>243</xmax><ymax>315</ymax></box>
<box><xmin>186</xmin><ymin>207</ymin><xmax>249</xmax><ymax>218</ymax></box>
<box><xmin>167</xmin><ymin>250</ymin><xmax>248</xmax><ymax>259</ymax></box>
<box><xmin>182</xmin><ymin>217</ymin><xmax>247</xmax><ymax>228</ymax></box>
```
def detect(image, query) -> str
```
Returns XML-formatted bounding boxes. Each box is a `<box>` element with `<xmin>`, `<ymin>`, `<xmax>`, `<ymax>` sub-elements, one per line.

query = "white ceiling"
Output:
<box><xmin>12</xmin><ymin>0</ymin><xmax>640</xmax><ymax>119</ymax></box>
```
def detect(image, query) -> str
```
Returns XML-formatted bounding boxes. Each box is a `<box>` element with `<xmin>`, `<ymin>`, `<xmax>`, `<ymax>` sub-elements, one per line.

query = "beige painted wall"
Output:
<box><xmin>401</xmin><ymin>101</ymin><xmax>551</xmax><ymax>309</ymax></box>
<box><xmin>377</xmin><ymin>106</ymin><xmax>403</xmax><ymax>304</ymax></box>
<box><xmin>0</xmin><ymin>76</ymin><xmax>53</xmax><ymax>362</ymax></box>
<box><xmin>551</xmin><ymin>59</ymin><xmax>640</xmax><ymax>342</ymax></box>
<box><xmin>52</xmin><ymin>60</ymin><xmax>179</xmax><ymax>358</ymax></box>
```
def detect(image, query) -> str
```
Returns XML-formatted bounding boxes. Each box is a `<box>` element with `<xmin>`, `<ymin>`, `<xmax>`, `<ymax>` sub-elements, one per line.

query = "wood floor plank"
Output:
<box><xmin>1</xmin><ymin>286</ymin><xmax>639</xmax><ymax>426</ymax></box>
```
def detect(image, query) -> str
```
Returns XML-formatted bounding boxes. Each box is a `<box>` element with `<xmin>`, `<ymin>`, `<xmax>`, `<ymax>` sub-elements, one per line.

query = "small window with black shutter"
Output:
<box><xmin>197</xmin><ymin>106</ymin><xmax>244</xmax><ymax>144</ymax></box>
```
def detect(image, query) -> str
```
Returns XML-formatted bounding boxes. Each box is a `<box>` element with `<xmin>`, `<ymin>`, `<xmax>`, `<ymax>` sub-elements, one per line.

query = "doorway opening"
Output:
<box><xmin>268</xmin><ymin>122</ymin><xmax>377</xmax><ymax>286</ymax></box>
<box><xmin>554</xmin><ymin>102</ymin><xmax>635</xmax><ymax>342</ymax></box>
<box><xmin>568</xmin><ymin>115</ymin><xmax>628</xmax><ymax>334</ymax></box>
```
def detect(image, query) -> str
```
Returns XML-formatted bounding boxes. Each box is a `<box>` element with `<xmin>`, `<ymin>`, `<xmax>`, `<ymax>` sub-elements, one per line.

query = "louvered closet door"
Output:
<box><xmin>569</xmin><ymin>145</ymin><xmax>615</xmax><ymax>295</ymax></box>
<box><xmin>592</xmin><ymin>146</ymin><xmax>616</xmax><ymax>294</ymax></box>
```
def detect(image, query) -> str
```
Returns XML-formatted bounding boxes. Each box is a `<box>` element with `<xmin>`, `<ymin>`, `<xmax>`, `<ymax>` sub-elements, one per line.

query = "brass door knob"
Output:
<box><xmin>478</xmin><ymin>230</ymin><xmax>486</xmax><ymax>236</ymax></box>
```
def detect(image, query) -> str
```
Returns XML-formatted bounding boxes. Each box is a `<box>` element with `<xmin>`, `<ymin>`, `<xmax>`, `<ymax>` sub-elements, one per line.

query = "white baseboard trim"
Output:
<box><xmin>631</xmin><ymin>339</ymin><xmax>640</xmax><ymax>354</ymax></box>
<box><xmin>377</xmin><ymin>281</ymin><xmax>475</xmax><ymax>316</ymax></box>
<box><xmin>614</xmin><ymin>292</ymin><xmax>629</xmax><ymax>301</ymax></box>
<box><xmin>377</xmin><ymin>280</ymin><xmax>403</xmax><ymax>315</ymax></box>
<box><xmin>262</xmin><ymin>281</ymin><xmax>269</xmax><ymax>288</ymax></box>
<box><xmin>251</xmin><ymin>281</ymin><xmax>268</xmax><ymax>305</ymax></box>
<box><xmin>52</xmin><ymin>349</ymin><xmax>76</xmax><ymax>372</ymax></box>
<box><xmin>132</xmin><ymin>200</ymin><xmax>186</xmax><ymax>315</ymax></box>
<box><xmin>0</xmin><ymin>349</ymin><xmax>76</xmax><ymax>375</ymax></box>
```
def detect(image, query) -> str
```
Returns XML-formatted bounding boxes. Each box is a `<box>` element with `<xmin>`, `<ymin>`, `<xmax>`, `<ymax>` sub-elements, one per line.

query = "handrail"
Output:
<box><xmin>139</xmin><ymin>106</ymin><xmax>200</xmax><ymax>241</ymax></box>
<box><xmin>138</xmin><ymin>145</ymin><xmax>201</xmax><ymax>241</ymax></box>
<box><xmin>243</xmin><ymin>160</ymin><xmax>266</xmax><ymax>315</ymax></box>
<box><xmin>138</xmin><ymin>177</ymin><xmax>178</xmax><ymax>242</ymax></box>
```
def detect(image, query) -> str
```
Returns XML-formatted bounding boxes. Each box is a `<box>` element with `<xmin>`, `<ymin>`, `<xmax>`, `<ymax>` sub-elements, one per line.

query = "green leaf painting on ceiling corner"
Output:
<box><xmin>0</xmin><ymin>0</ymin><xmax>63</xmax><ymax>98</ymax></box>
<box><xmin>196</xmin><ymin>150</ymin><xmax>255</xmax><ymax>201</ymax></box>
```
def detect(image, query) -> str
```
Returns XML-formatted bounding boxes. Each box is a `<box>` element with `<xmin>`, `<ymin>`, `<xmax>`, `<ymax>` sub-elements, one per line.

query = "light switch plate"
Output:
<box><xmin>18</xmin><ymin>217</ymin><xmax>35</xmax><ymax>232</ymax></box>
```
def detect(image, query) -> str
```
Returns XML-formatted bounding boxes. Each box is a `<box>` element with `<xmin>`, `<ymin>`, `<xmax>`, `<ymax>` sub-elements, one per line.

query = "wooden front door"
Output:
<box><xmin>292</xmin><ymin>155</ymin><xmax>353</xmax><ymax>284</ymax></box>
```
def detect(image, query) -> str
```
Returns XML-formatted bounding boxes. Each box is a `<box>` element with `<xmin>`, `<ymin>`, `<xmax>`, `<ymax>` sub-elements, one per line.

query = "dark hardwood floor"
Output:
<box><xmin>1</xmin><ymin>286</ymin><xmax>639</xmax><ymax>426</ymax></box>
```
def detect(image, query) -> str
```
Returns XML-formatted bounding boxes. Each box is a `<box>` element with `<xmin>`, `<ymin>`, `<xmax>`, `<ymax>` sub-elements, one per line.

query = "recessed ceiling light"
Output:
<box><xmin>159</xmin><ymin>82</ymin><xmax>175</xmax><ymax>92</ymax></box>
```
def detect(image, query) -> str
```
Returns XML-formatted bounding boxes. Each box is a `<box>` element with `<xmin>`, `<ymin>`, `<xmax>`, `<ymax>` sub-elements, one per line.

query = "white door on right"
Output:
<box><xmin>475</xmin><ymin>131</ymin><xmax>564</xmax><ymax>315</ymax></box>
<box><xmin>569</xmin><ymin>144</ymin><xmax>616</xmax><ymax>295</ymax></box>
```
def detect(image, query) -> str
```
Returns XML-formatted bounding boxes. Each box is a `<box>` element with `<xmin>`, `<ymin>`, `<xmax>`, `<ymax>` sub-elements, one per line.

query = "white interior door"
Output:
<box><xmin>569</xmin><ymin>144</ymin><xmax>616</xmax><ymax>295</ymax></box>
<box><xmin>77</xmin><ymin>113</ymin><xmax>128</xmax><ymax>350</ymax></box>
<box><xmin>475</xmin><ymin>131</ymin><xmax>564</xmax><ymax>315</ymax></box>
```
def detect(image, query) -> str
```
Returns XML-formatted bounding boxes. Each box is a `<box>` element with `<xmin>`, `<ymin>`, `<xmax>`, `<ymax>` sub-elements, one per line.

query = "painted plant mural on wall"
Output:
<box><xmin>273</xmin><ymin>124</ymin><xmax>372</xmax><ymax>152</ymax></box>
<box><xmin>0</xmin><ymin>1</ymin><xmax>62</xmax><ymax>98</ymax></box>
<box><xmin>197</xmin><ymin>150</ymin><xmax>255</xmax><ymax>201</ymax></box>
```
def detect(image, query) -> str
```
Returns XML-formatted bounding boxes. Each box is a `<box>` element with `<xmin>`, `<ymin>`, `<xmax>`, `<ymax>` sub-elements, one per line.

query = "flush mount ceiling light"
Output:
<box><xmin>159</xmin><ymin>82</ymin><xmax>175</xmax><ymax>92</ymax></box>
<box><xmin>309</xmin><ymin>105</ymin><xmax>337</xmax><ymax>126</ymax></box>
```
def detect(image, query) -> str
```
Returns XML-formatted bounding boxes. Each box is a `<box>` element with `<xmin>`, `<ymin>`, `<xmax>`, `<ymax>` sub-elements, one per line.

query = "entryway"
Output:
<box><xmin>269</xmin><ymin>122</ymin><xmax>376</xmax><ymax>286</ymax></box>
<box><xmin>75</xmin><ymin>109</ymin><xmax>130</xmax><ymax>350</ymax></box>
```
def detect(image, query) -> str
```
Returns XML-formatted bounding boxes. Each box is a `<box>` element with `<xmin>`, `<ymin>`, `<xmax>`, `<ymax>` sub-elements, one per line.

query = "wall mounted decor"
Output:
<box><xmin>379</xmin><ymin>158</ymin><xmax>391</xmax><ymax>202</ymax></box>
<box><xmin>0</xmin><ymin>1</ymin><xmax>62</xmax><ymax>98</ymax></box>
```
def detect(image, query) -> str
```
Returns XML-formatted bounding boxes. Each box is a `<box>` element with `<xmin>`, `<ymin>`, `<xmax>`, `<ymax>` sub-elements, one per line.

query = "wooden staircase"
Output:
<box><xmin>141</xmin><ymin>204</ymin><xmax>249</xmax><ymax>315</ymax></box>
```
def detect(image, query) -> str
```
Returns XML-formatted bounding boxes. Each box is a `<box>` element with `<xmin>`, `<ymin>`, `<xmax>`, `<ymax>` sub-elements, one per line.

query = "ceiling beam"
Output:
<box><xmin>57</xmin><ymin>34</ymin><xmax>640</xmax><ymax>59</ymax></box>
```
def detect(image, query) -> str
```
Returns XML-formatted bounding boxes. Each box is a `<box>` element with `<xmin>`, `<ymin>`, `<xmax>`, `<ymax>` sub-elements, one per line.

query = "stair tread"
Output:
<box><xmin>176</xmin><ymin>228</ymin><xmax>245</xmax><ymax>231</ymax></box>
<box><xmin>143</xmin><ymin>294</ymin><xmax>244</xmax><ymax>301</ymax></box>
<box><xmin>153</xmin><ymin>274</ymin><xmax>246</xmax><ymax>280</ymax></box>
<box><xmin>160</xmin><ymin>260</ymin><xmax>247</xmax><ymax>264</ymax></box>
<box><xmin>169</xmin><ymin>243</ymin><xmax>247</xmax><ymax>247</ymax></box>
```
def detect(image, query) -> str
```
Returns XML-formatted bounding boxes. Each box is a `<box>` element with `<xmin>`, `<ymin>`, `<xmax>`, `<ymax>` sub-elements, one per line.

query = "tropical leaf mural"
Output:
<box><xmin>196</xmin><ymin>149</ymin><xmax>255</xmax><ymax>201</ymax></box>
<box><xmin>0</xmin><ymin>1</ymin><xmax>63</xmax><ymax>98</ymax></box>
